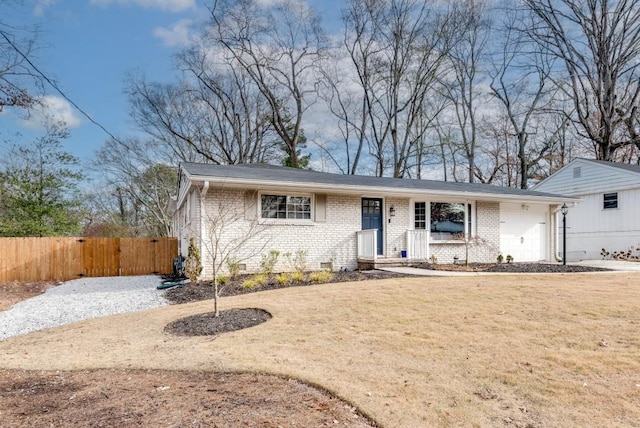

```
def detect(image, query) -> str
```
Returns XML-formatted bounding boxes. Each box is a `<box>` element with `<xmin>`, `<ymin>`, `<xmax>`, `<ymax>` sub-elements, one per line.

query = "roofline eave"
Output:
<box><xmin>186</xmin><ymin>175</ymin><xmax>580</xmax><ymax>205</ymax></box>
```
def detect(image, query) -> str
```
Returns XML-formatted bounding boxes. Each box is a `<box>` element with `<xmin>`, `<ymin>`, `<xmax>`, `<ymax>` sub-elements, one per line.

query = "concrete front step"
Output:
<box><xmin>357</xmin><ymin>257</ymin><xmax>429</xmax><ymax>270</ymax></box>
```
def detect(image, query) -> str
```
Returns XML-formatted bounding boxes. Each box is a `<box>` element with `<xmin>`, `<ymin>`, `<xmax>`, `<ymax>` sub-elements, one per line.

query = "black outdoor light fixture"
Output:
<box><xmin>561</xmin><ymin>203</ymin><xmax>568</xmax><ymax>266</ymax></box>
<box><xmin>389</xmin><ymin>205</ymin><xmax>396</xmax><ymax>216</ymax></box>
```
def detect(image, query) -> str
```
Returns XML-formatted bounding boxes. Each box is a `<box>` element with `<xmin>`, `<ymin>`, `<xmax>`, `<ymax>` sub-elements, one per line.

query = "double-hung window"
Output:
<box><xmin>261</xmin><ymin>194</ymin><xmax>311</xmax><ymax>220</ymax></box>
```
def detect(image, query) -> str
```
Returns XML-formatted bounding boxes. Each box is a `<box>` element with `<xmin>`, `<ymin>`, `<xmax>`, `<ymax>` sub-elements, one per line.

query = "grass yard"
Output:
<box><xmin>1</xmin><ymin>273</ymin><xmax>639</xmax><ymax>427</ymax></box>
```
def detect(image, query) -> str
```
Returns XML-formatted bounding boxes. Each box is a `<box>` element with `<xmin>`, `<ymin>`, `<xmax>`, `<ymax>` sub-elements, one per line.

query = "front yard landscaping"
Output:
<box><xmin>1</xmin><ymin>269</ymin><xmax>638</xmax><ymax>427</ymax></box>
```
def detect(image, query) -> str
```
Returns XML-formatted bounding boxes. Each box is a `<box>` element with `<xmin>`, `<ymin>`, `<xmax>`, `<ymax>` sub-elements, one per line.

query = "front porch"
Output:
<box><xmin>356</xmin><ymin>229</ymin><xmax>430</xmax><ymax>270</ymax></box>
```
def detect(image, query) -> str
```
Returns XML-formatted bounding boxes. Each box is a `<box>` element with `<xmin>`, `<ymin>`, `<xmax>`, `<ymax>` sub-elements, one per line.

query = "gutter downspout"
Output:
<box><xmin>199</xmin><ymin>181</ymin><xmax>209</xmax><ymax>280</ymax></box>
<box><xmin>553</xmin><ymin>206</ymin><xmax>562</xmax><ymax>262</ymax></box>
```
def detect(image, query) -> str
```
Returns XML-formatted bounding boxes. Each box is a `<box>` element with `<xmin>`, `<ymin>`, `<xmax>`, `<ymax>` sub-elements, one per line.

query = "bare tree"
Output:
<box><xmin>343</xmin><ymin>0</ymin><xmax>463</xmax><ymax>177</ymax></box>
<box><xmin>485</xmin><ymin>1</ymin><xmax>565</xmax><ymax>188</ymax></box>
<box><xmin>315</xmin><ymin>51</ymin><xmax>369</xmax><ymax>175</ymax></box>
<box><xmin>179</xmin><ymin>40</ymin><xmax>279</xmax><ymax>164</ymax></box>
<box><xmin>127</xmin><ymin>69</ymin><xmax>277</xmax><ymax>166</ymax></box>
<box><xmin>441</xmin><ymin>0</ymin><xmax>491</xmax><ymax>183</ymax></box>
<box><xmin>202</xmin><ymin>200</ymin><xmax>269</xmax><ymax>317</ymax></box>
<box><xmin>95</xmin><ymin>137</ymin><xmax>176</xmax><ymax>237</ymax></box>
<box><xmin>523</xmin><ymin>0</ymin><xmax>640</xmax><ymax>161</ymax></box>
<box><xmin>207</xmin><ymin>0</ymin><xmax>327</xmax><ymax>168</ymax></box>
<box><xmin>0</xmin><ymin>2</ymin><xmax>43</xmax><ymax>111</ymax></box>
<box><xmin>127</xmin><ymin>78</ymin><xmax>211</xmax><ymax>163</ymax></box>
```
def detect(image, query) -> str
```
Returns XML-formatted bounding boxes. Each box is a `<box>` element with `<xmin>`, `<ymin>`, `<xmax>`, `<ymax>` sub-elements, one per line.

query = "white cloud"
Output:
<box><xmin>20</xmin><ymin>96</ymin><xmax>82</xmax><ymax>130</ymax></box>
<box><xmin>34</xmin><ymin>0</ymin><xmax>56</xmax><ymax>17</ymax></box>
<box><xmin>153</xmin><ymin>19</ymin><xmax>193</xmax><ymax>47</ymax></box>
<box><xmin>90</xmin><ymin>0</ymin><xmax>196</xmax><ymax>13</ymax></box>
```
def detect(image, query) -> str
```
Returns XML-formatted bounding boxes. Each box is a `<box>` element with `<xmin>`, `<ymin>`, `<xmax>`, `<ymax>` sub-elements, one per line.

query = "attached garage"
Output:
<box><xmin>499</xmin><ymin>203</ymin><xmax>548</xmax><ymax>262</ymax></box>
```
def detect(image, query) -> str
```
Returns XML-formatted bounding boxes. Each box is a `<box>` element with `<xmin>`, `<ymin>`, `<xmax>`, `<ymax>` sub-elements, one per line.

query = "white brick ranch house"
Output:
<box><xmin>174</xmin><ymin>163</ymin><xmax>577</xmax><ymax>277</ymax></box>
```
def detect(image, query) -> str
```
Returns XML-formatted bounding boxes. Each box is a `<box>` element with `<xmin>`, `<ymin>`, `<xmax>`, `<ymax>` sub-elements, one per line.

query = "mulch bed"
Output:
<box><xmin>165</xmin><ymin>263</ymin><xmax>609</xmax><ymax>306</ymax></box>
<box><xmin>163</xmin><ymin>263</ymin><xmax>610</xmax><ymax>338</ymax></box>
<box><xmin>164</xmin><ymin>308</ymin><xmax>271</xmax><ymax>336</ymax></box>
<box><xmin>413</xmin><ymin>262</ymin><xmax>611</xmax><ymax>273</ymax></box>
<box><xmin>164</xmin><ymin>269</ymin><xmax>411</xmax><ymax>304</ymax></box>
<box><xmin>163</xmin><ymin>270</ymin><xmax>411</xmax><ymax>337</ymax></box>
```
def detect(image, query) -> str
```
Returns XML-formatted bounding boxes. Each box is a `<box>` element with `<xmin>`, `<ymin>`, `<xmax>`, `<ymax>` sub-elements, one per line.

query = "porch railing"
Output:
<box><xmin>406</xmin><ymin>229</ymin><xmax>429</xmax><ymax>259</ymax></box>
<box><xmin>356</xmin><ymin>229</ymin><xmax>377</xmax><ymax>260</ymax></box>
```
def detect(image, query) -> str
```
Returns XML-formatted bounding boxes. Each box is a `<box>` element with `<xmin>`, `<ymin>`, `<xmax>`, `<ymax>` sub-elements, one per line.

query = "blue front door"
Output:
<box><xmin>362</xmin><ymin>198</ymin><xmax>383</xmax><ymax>255</ymax></box>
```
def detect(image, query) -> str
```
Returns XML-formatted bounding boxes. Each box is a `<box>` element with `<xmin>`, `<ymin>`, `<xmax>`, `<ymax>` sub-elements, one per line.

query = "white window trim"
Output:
<box><xmin>411</xmin><ymin>200</ymin><xmax>476</xmax><ymax>243</ymax></box>
<box><xmin>258</xmin><ymin>191</ymin><xmax>315</xmax><ymax>225</ymax></box>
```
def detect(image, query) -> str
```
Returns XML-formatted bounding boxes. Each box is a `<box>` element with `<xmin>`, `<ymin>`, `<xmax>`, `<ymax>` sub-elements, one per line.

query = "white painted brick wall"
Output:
<box><xmin>197</xmin><ymin>188</ymin><xmax>362</xmax><ymax>278</ymax></box>
<box><xmin>385</xmin><ymin>197</ymin><xmax>410</xmax><ymax>258</ymax></box>
<box><xmin>177</xmin><ymin>187</ymin><xmax>506</xmax><ymax>278</ymax></box>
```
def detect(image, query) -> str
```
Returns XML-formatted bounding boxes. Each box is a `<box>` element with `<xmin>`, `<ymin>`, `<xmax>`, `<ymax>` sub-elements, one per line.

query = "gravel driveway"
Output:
<box><xmin>0</xmin><ymin>276</ymin><xmax>168</xmax><ymax>340</ymax></box>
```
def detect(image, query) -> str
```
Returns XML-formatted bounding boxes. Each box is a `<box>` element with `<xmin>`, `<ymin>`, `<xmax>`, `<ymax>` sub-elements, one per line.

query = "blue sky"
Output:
<box><xmin>0</xmin><ymin>0</ymin><xmax>342</xmax><ymax>168</ymax></box>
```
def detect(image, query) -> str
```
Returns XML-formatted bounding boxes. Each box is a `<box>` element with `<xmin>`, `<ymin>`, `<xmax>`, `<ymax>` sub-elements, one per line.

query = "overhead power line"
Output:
<box><xmin>0</xmin><ymin>29</ymin><xmax>127</xmax><ymax>146</ymax></box>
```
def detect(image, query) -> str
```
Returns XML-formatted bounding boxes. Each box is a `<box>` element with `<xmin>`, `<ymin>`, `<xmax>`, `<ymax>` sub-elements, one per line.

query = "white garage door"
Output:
<box><xmin>500</xmin><ymin>208</ymin><xmax>547</xmax><ymax>262</ymax></box>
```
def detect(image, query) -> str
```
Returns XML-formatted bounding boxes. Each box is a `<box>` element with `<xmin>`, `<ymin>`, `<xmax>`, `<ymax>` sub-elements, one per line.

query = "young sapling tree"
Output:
<box><xmin>203</xmin><ymin>200</ymin><xmax>269</xmax><ymax>317</ymax></box>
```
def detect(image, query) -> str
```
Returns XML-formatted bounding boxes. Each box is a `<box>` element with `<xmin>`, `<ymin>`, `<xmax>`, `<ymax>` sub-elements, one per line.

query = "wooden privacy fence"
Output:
<box><xmin>0</xmin><ymin>237</ymin><xmax>178</xmax><ymax>282</ymax></box>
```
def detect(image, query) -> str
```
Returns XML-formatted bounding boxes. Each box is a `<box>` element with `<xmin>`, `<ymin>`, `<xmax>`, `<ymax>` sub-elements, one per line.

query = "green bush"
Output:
<box><xmin>285</xmin><ymin>249</ymin><xmax>308</xmax><ymax>274</ymax></box>
<box><xmin>254</xmin><ymin>273</ymin><xmax>269</xmax><ymax>286</ymax></box>
<box><xmin>260</xmin><ymin>250</ymin><xmax>280</xmax><ymax>275</ymax></box>
<box><xmin>226</xmin><ymin>257</ymin><xmax>241</xmax><ymax>279</ymax></box>
<box><xmin>275</xmin><ymin>272</ymin><xmax>290</xmax><ymax>285</ymax></box>
<box><xmin>289</xmin><ymin>271</ymin><xmax>305</xmax><ymax>282</ymax></box>
<box><xmin>309</xmin><ymin>270</ymin><xmax>333</xmax><ymax>283</ymax></box>
<box><xmin>184</xmin><ymin>237</ymin><xmax>202</xmax><ymax>282</ymax></box>
<box><xmin>242</xmin><ymin>279</ymin><xmax>257</xmax><ymax>289</ymax></box>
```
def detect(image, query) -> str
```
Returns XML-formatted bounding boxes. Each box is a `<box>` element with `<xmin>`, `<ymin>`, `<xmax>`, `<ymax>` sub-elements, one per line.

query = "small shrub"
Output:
<box><xmin>309</xmin><ymin>270</ymin><xmax>333</xmax><ymax>283</ymax></box>
<box><xmin>241</xmin><ymin>279</ymin><xmax>257</xmax><ymax>289</ymax></box>
<box><xmin>289</xmin><ymin>271</ymin><xmax>305</xmax><ymax>282</ymax></box>
<box><xmin>506</xmin><ymin>254</ymin><xmax>513</xmax><ymax>264</ymax></box>
<box><xmin>184</xmin><ymin>237</ymin><xmax>202</xmax><ymax>282</ymax></box>
<box><xmin>496</xmin><ymin>253</ymin><xmax>504</xmax><ymax>264</ymax></box>
<box><xmin>226</xmin><ymin>257</ymin><xmax>241</xmax><ymax>279</ymax></box>
<box><xmin>254</xmin><ymin>273</ymin><xmax>269</xmax><ymax>286</ymax></box>
<box><xmin>260</xmin><ymin>250</ymin><xmax>280</xmax><ymax>275</ymax></box>
<box><xmin>285</xmin><ymin>249</ymin><xmax>308</xmax><ymax>274</ymax></box>
<box><xmin>429</xmin><ymin>254</ymin><xmax>438</xmax><ymax>264</ymax></box>
<box><xmin>329</xmin><ymin>251</ymin><xmax>337</xmax><ymax>272</ymax></box>
<box><xmin>275</xmin><ymin>272</ymin><xmax>290</xmax><ymax>285</ymax></box>
<box><xmin>216</xmin><ymin>275</ymin><xmax>229</xmax><ymax>286</ymax></box>
<box><xmin>603</xmin><ymin>246</ymin><xmax>640</xmax><ymax>261</ymax></box>
<box><xmin>294</xmin><ymin>249</ymin><xmax>308</xmax><ymax>273</ymax></box>
<box><xmin>241</xmin><ymin>274</ymin><xmax>268</xmax><ymax>290</ymax></box>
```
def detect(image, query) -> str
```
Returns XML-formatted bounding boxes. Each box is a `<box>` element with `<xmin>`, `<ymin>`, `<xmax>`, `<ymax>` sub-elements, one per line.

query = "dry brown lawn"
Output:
<box><xmin>1</xmin><ymin>273</ymin><xmax>639</xmax><ymax>427</ymax></box>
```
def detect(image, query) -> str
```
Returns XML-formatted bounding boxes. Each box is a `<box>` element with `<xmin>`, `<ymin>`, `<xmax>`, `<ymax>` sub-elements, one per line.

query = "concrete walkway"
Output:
<box><xmin>379</xmin><ymin>260</ymin><xmax>640</xmax><ymax>276</ymax></box>
<box><xmin>570</xmin><ymin>259</ymin><xmax>640</xmax><ymax>271</ymax></box>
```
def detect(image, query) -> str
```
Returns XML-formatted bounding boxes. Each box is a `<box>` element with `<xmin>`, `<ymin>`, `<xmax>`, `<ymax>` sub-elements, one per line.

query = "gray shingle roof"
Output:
<box><xmin>578</xmin><ymin>158</ymin><xmax>640</xmax><ymax>174</ymax></box>
<box><xmin>180</xmin><ymin>162</ymin><xmax>573</xmax><ymax>201</ymax></box>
